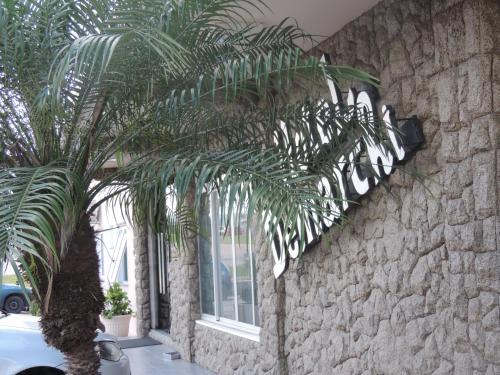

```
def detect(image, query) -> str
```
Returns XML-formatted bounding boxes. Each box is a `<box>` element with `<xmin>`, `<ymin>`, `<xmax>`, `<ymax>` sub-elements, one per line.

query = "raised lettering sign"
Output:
<box><xmin>269</xmin><ymin>54</ymin><xmax>424</xmax><ymax>278</ymax></box>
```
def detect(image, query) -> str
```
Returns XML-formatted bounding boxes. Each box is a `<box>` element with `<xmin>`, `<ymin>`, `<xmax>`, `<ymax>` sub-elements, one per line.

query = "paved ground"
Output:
<box><xmin>123</xmin><ymin>344</ymin><xmax>215</xmax><ymax>375</ymax></box>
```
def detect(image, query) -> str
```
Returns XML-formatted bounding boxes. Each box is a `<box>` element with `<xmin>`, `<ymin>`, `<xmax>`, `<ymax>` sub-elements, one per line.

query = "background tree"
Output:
<box><xmin>0</xmin><ymin>0</ymin><xmax>380</xmax><ymax>373</ymax></box>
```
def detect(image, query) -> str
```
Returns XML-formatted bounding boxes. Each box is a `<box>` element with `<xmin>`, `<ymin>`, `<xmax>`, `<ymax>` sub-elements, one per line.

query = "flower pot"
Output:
<box><xmin>101</xmin><ymin>314</ymin><xmax>131</xmax><ymax>337</ymax></box>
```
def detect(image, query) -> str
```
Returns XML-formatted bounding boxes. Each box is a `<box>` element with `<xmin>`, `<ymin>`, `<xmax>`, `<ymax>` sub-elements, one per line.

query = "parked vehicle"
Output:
<box><xmin>0</xmin><ymin>312</ymin><xmax>130</xmax><ymax>375</ymax></box>
<box><xmin>0</xmin><ymin>284</ymin><xmax>31</xmax><ymax>314</ymax></box>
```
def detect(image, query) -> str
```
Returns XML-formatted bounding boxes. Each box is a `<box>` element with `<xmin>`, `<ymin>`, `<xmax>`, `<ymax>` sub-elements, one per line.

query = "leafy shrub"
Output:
<box><xmin>103</xmin><ymin>282</ymin><xmax>132</xmax><ymax>319</ymax></box>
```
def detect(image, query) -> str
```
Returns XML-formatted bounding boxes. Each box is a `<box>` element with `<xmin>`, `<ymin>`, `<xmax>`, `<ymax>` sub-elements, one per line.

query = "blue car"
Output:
<box><xmin>0</xmin><ymin>284</ymin><xmax>31</xmax><ymax>314</ymax></box>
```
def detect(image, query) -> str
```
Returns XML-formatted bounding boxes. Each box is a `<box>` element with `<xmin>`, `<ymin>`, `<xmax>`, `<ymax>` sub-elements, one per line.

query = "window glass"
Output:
<box><xmin>251</xmin><ymin>246</ymin><xmax>259</xmax><ymax>326</ymax></box>
<box><xmin>96</xmin><ymin>234</ymin><xmax>104</xmax><ymax>276</ymax></box>
<box><xmin>234</xmin><ymin>205</ymin><xmax>254</xmax><ymax>325</ymax></box>
<box><xmin>199</xmin><ymin>194</ymin><xmax>215</xmax><ymax>315</ymax></box>
<box><xmin>198</xmin><ymin>193</ymin><xmax>259</xmax><ymax>328</ymax></box>
<box><xmin>117</xmin><ymin>245</ymin><xmax>128</xmax><ymax>282</ymax></box>
<box><xmin>218</xmin><ymin>208</ymin><xmax>236</xmax><ymax>320</ymax></box>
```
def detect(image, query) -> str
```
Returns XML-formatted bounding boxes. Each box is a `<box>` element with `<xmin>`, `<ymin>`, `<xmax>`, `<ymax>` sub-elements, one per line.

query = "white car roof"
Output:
<box><xmin>0</xmin><ymin>313</ymin><xmax>122</xmax><ymax>375</ymax></box>
<box><xmin>0</xmin><ymin>313</ymin><xmax>117</xmax><ymax>341</ymax></box>
<box><xmin>0</xmin><ymin>313</ymin><xmax>40</xmax><ymax>330</ymax></box>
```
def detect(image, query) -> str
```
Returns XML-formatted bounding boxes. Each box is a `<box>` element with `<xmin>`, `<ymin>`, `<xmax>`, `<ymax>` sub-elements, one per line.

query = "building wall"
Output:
<box><xmin>91</xmin><ymin>186</ymin><xmax>139</xmax><ymax>336</ymax></box>
<box><xmin>91</xmin><ymin>189</ymin><xmax>136</xmax><ymax>310</ymax></box>
<box><xmin>191</xmin><ymin>228</ymin><xmax>287</xmax><ymax>374</ymax></box>
<box><xmin>283</xmin><ymin>0</ymin><xmax>499</xmax><ymax>373</ymax></box>
<box><xmin>167</xmin><ymin>0</ymin><xmax>500</xmax><ymax>373</ymax></box>
<box><xmin>133</xmin><ymin>221</ymin><xmax>151</xmax><ymax>337</ymax></box>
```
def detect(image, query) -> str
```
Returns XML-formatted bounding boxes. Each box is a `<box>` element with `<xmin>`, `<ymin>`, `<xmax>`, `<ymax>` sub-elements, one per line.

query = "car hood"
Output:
<box><xmin>0</xmin><ymin>314</ymin><xmax>117</xmax><ymax>342</ymax></box>
<box><xmin>0</xmin><ymin>313</ymin><xmax>40</xmax><ymax>330</ymax></box>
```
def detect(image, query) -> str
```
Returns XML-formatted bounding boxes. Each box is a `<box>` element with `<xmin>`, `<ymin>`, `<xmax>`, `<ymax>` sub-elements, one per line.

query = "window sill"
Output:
<box><xmin>195</xmin><ymin>317</ymin><xmax>260</xmax><ymax>342</ymax></box>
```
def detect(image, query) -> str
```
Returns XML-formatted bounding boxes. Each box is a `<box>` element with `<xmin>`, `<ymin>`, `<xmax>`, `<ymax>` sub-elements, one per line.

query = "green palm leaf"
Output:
<box><xmin>0</xmin><ymin>166</ymin><xmax>84</xmax><ymax>295</ymax></box>
<box><xmin>0</xmin><ymin>4</ymin><xmax>386</xmax><ymax>367</ymax></box>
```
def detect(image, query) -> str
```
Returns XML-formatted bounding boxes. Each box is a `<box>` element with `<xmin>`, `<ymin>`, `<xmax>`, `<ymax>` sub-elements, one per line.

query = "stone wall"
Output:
<box><xmin>168</xmin><ymin>190</ymin><xmax>202</xmax><ymax>361</ymax></box>
<box><xmin>283</xmin><ymin>0</ymin><xmax>500</xmax><ymax>373</ymax></box>
<box><xmin>168</xmin><ymin>244</ymin><xmax>200</xmax><ymax>361</ymax></box>
<box><xmin>166</xmin><ymin>0</ymin><xmax>500</xmax><ymax>373</ymax></box>
<box><xmin>191</xmin><ymin>226</ymin><xmax>288</xmax><ymax>374</ymax></box>
<box><xmin>192</xmin><ymin>324</ymin><xmax>260</xmax><ymax>374</ymax></box>
<box><xmin>133</xmin><ymin>220</ymin><xmax>151</xmax><ymax>337</ymax></box>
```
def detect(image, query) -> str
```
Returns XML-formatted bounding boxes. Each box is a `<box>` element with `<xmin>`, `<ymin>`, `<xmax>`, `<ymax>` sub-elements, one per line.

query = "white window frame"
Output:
<box><xmin>96</xmin><ymin>233</ymin><xmax>105</xmax><ymax>277</ymax></box>
<box><xmin>197</xmin><ymin>191</ymin><xmax>260</xmax><ymax>341</ymax></box>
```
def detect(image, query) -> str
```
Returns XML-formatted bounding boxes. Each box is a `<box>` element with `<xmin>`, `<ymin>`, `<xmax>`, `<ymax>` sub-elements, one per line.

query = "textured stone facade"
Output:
<box><xmin>133</xmin><ymin>220</ymin><xmax>151</xmax><ymax>337</ymax></box>
<box><xmin>168</xmin><ymin>190</ymin><xmax>202</xmax><ymax>362</ymax></box>
<box><xmin>168</xmin><ymin>244</ymin><xmax>201</xmax><ymax>361</ymax></box>
<box><xmin>191</xmin><ymin>227</ymin><xmax>288</xmax><ymax>374</ymax></box>
<box><xmin>166</xmin><ymin>0</ymin><xmax>500</xmax><ymax>373</ymax></box>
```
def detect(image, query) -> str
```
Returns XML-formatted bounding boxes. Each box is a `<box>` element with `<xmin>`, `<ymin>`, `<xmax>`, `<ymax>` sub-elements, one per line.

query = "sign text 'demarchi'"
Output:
<box><xmin>268</xmin><ymin>54</ymin><xmax>424</xmax><ymax>279</ymax></box>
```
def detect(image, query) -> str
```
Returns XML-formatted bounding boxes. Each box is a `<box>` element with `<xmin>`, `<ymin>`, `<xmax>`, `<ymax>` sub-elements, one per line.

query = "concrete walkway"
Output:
<box><xmin>123</xmin><ymin>344</ymin><xmax>215</xmax><ymax>375</ymax></box>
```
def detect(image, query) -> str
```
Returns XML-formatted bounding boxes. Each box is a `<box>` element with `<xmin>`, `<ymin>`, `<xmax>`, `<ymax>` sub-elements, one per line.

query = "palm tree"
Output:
<box><xmin>0</xmin><ymin>0</ymin><xmax>381</xmax><ymax>373</ymax></box>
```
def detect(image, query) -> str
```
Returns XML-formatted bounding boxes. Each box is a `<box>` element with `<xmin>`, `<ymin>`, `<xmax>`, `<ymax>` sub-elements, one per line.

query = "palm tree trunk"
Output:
<box><xmin>38</xmin><ymin>215</ymin><xmax>105</xmax><ymax>375</ymax></box>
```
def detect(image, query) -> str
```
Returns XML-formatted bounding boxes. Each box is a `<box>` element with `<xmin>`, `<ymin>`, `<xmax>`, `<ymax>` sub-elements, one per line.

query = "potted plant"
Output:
<box><xmin>101</xmin><ymin>282</ymin><xmax>133</xmax><ymax>337</ymax></box>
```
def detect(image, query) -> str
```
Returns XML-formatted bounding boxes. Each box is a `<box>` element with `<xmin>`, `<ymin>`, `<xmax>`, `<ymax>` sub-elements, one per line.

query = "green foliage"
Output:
<box><xmin>0</xmin><ymin>0</ymin><xmax>383</xmax><ymax>302</ymax></box>
<box><xmin>103</xmin><ymin>282</ymin><xmax>132</xmax><ymax>319</ymax></box>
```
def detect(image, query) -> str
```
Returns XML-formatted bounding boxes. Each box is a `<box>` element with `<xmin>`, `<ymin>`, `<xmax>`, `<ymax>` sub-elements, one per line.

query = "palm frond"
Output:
<box><xmin>0</xmin><ymin>0</ymin><xmax>386</xmax><ymax>292</ymax></box>
<box><xmin>0</xmin><ymin>166</ymin><xmax>85</xmax><ymax>295</ymax></box>
<box><xmin>113</xmin><ymin>147</ymin><xmax>329</xmax><ymax>251</ymax></box>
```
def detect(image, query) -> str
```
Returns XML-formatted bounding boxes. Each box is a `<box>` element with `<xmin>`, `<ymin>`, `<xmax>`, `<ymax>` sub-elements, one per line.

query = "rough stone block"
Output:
<box><xmin>482</xmin><ymin>217</ymin><xmax>497</xmax><ymax>252</ymax></box>
<box><xmin>463</xmin><ymin>1</ymin><xmax>480</xmax><ymax>56</ymax></box>
<box><xmin>493</xmin><ymin>55</ymin><xmax>500</xmax><ymax>112</ymax></box>
<box><xmin>401</xmin><ymin>295</ymin><xmax>426</xmax><ymax>321</ymax></box>
<box><xmin>427</xmin><ymin>247</ymin><xmax>444</xmax><ymax>273</ymax></box>
<box><xmin>482</xmin><ymin>307</ymin><xmax>500</xmax><ymax>332</ymax></box>
<box><xmin>444</xmin><ymin>162</ymin><xmax>463</xmax><ymax>199</ymax></box>
<box><xmin>446</xmin><ymin>7</ymin><xmax>467</xmax><ymax>64</ymax></box>
<box><xmin>435</xmin><ymin>310</ymin><xmax>454</xmax><ymax>361</ymax></box>
<box><xmin>462</xmin><ymin>251</ymin><xmax>475</xmax><ymax>272</ymax></box>
<box><xmin>453</xmin><ymin>317</ymin><xmax>470</xmax><ymax>353</ymax></box>
<box><xmin>485</xmin><ymin>332</ymin><xmax>500</xmax><ymax>364</ymax></box>
<box><xmin>454</xmin><ymin>352</ymin><xmax>473</xmax><ymax>374</ymax></box>
<box><xmin>410</xmin><ymin>256</ymin><xmax>432</xmax><ymax>295</ymax></box>
<box><xmin>475</xmin><ymin>252</ymin><xmax>500</xmax><ymax>292</ymax></box>
<box><xmin>433</xmin><ymin>360</ymin><xmax>454</xmax><ymax>375</ymax></box>
<box><xmin>449</xmin><ymin>252</ymin><xmax>463</xmax><ymax>274</ymax></box>
<box><xmin>479</xmin><ymin>0</ymin><xmax>499</xmax><ymax>53</ymax></box>
<box><xmin>442</xmin><ymin>132</ymin><xmax>464</xmax><ymax>163</ymax></box>
<box><xmin>468</xmin><ymin>297</ymin><xmax>481</xmax><ymax>322</ymax></box>
<box><xmin>364</xmin><ymin>219</ymin><xmax>384</xmax><ymax>240</ymax></box>
<box><xmin>446</xmin><ymin>198</ymin><xmax>469</xmax><ymax>226</ymax></box>
<box><xmin>431</xmin><ymin>0</ymin><xmax>464</xmax><ymax>16</ymax></box>
<box><xmin>480</xmin><ymin>291</ymin><xmax>498</xmax><ymax>316</ymax></box>
<box><xmin>464</xmin><ymin>274</ymin><xmax>479</xmax><ymax>299</ymax></box>
<box><xmin>433</xmin><ymin>18</ymin><xmax>449</xmax><ymax>69</ymax></box>
<box><xmin>472</xmin><ymin>151</ymin><xmax>496</xmax><ymax>219</ymax></box>
<box><xmin>470</xmin><ymin>115</ymin><xmax>494</xmax><ymax>153</ymax></box>
<box><xmin>388</xmin><ymin>263</ymin><xmax>403</xmax><ymax>294</ymax></box>
<box><xmin>445</xmin><ymin>221</ymin><xmax>482</xmax><ymax>252</ymax></box>
<box><xmin>450</xmin><ymin>274</ymin><xmax>468</xmax><ymax>320</ymax></box>
<box><xmin>435</xmin><ymin>69</ymin><xmax>458</xmax><ymax>123</ymax></box>
<box><xmin>467</xmin><ymin>55</ymin><xmax>492</xmax><ymax>117</ymax></box>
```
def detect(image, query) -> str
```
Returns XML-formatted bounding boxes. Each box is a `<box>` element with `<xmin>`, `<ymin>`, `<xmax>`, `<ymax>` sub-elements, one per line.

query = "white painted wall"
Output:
<box><xmin>91</xmin><ymin>186</ymin><xmax>137</xmax><ymax>314</ymax></box>
<box><xmin>252</xmin><ymin>0</ymin><xmax>381</xmax><ymax>50</ymax></box>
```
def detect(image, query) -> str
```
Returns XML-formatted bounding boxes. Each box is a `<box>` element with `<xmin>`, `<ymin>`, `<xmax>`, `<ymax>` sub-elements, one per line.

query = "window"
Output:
<box><xmin>198</xmin><ymin>192</ymin><xmax>259</xmax><ymax>332</ymax></box>
<box><xmin>117</xmin><ymin>245</ymin><xmax>128</xmax><ymax>283</ymax></box>
<box><xmin>95</xmin><ymin>226</ymin><xmax>128</xmax><ymax>284</ymax></box>
<box><xmin>96</xmin><ymin>233</ymin><xmax>104</xmax><ymax>277</ymax></box>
